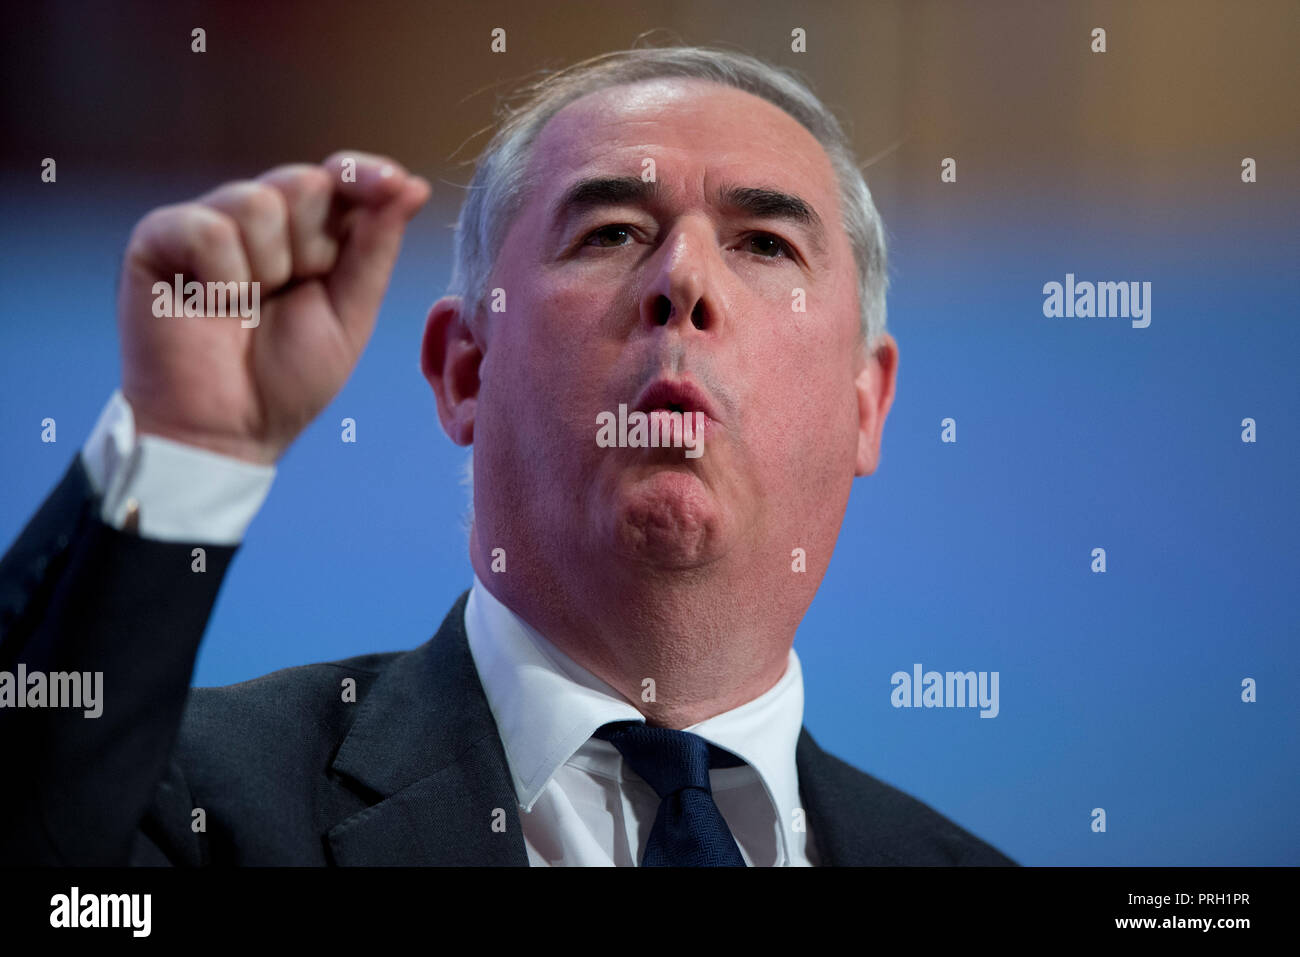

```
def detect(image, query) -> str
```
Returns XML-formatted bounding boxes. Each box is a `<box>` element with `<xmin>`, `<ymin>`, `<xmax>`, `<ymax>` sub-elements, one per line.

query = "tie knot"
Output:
<box><xmin>593</xmin><ymin>721</ymin><xmax>739</xmax><ymax>798</ymax></box>
<box><xmin>593</xmin><ymin>721</ymin><xmax>748</xmax><ymax>866</ymax></box>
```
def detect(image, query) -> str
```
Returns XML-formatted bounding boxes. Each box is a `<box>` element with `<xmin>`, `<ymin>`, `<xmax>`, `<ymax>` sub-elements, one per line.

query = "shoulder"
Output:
<box><xmin>798</xmin><ymin>729</ymin><xmax>1017</xmax><ymax>866</ymax></box>
<box><xmin>175</xmin><ymin>649</ymin><xmax>402</xmax><ymax>788</ymax></box>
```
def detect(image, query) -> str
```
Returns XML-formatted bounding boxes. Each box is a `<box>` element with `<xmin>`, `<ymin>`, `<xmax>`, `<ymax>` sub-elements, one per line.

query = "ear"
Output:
<box><xmin>421</xmin><ymin>295</ymin><xmax>482</xmax><ymax>447</ymax></box>
<box><xmin>853</xmin><ymin>332</ymin><xmax>899</xmax><ymax>477</ymax></box>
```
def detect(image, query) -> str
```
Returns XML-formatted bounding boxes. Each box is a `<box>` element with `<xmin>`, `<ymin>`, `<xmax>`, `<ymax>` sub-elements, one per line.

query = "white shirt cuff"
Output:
<box><xmin>80</xmin><ymin>389</ymin><xmax>276</xmax><ymax>545</ymax></box>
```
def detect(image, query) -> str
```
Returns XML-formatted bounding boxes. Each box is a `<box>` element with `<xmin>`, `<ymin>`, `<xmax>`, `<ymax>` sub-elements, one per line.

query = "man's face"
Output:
<box><xmin>470</xmin><ymin>78</ymin><xmax>880</xmax><ymax>574</ymax></box>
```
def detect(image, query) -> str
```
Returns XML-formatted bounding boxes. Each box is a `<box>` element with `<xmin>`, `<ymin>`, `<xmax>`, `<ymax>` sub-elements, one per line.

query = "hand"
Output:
<box><xmin>117</xmin><ymin>151</ymin><xmax>430</xmax><ymax>465</ymax></box>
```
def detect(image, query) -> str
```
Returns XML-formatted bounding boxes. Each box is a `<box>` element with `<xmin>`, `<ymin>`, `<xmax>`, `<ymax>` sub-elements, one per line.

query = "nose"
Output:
<box><xmin>640</xmin><ymin>218</ymin><xmax>723</xmax><ymax>335</ymax></box>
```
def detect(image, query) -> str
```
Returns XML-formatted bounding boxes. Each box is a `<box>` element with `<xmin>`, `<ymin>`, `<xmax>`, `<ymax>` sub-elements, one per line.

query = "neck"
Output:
<box><xmin>470</xmin><ymin>529</ymin><xmax>810</xmax><ymax>728</ymax></box>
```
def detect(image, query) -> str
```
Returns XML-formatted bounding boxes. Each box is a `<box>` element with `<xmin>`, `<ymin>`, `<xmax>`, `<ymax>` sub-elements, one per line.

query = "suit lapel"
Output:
<box><xmin>326</xmin><ymin>591</ymin><xmax>529</xmax><ymax>865</ymax></box>
<box><xmin>797</xmin><ymin>726</ymin><xmax>903</xmax><ymax>866</ymax></box>
<box><xmin>325</xmin><ymin>593</ymin><xmax>887</xmax><ymax>867</ymax></box>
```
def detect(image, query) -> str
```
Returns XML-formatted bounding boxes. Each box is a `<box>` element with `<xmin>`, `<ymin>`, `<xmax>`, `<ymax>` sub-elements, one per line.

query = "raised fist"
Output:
<box><xmin>117</xmin><ymin>151</ymin><xmax>430</xmax><ymax>465</ymax></box>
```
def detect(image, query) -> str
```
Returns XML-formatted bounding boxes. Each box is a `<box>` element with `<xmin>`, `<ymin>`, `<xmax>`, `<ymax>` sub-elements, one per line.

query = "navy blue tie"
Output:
<box><xmin>594</xmin><ymin>721</ymin><xmax>747</xmax><ymax>866</ymax></box>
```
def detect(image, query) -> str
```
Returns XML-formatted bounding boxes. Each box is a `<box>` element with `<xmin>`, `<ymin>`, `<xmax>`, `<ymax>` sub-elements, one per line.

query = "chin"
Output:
<box><xmin>603</xmin><ymin>468</ymin><xmax>728</xmax><ymax>569</ymax></box>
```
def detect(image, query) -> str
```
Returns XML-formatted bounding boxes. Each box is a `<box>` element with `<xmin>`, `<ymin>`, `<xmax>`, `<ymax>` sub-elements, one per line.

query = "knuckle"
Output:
<box><xmin>261</xmin><ymin>162</ymin><xmax>316</xmax><ymax>181</ymax></box>
<box><xmin>260</xmin><ymin>162</ymin><xmax>323</xmax><ymax>192</ymax></box>
<box><xmin>296</xmin><ymin>165</ymin><xmax>334</xmax><ymax>198</ymax></box>
<box><xmin>221</xmin><ymin>181</ymin><xmax>287</xmax><ymax>233</ymax></box>
<box><xmin>192</xmin><ymin>208</ymin><xmax>241</xmax><ymax>250</ymax></box>
<box><xmin>128</xmin><ymin>204</ymin><xmax>180</xmax><ymax>248</ymax></box>
<box><xmin>282</xmin><ymin>168</ymin><xmax>335</xmax><ymax>214</ymax></box>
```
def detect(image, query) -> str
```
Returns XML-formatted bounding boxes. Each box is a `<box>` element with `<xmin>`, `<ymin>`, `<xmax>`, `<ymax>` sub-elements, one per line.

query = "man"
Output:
<box><xmin>0</xmin><ymin>46</ymin><xmax>1015</xmax><ymax>866</ymax></box>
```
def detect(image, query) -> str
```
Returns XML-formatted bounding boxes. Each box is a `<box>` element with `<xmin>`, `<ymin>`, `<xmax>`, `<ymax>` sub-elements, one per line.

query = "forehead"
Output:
<box><xmin>525</xmin><ymin>78</ymin><xmax>841</xmax><ymax>217</ymax></box>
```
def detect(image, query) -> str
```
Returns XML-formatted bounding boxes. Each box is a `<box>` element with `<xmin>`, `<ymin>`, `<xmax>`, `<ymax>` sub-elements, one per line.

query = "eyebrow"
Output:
<box><xmin>554</xmin><ymin>176</ymin><xmax>661</xmax><ymax>220</ymax></box>
<box><xmin>716</xmin><ymin>185</ymin><xmax>826</xmax><ymax>254</ymax></box>
<box><xmin>551</xmin><ymin>175</ymin><xmax>827</xmax><ymax>254</ymax></box>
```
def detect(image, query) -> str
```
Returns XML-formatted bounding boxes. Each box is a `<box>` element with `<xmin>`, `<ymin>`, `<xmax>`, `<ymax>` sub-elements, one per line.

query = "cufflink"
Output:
<box><xmin>123</xmin><ymin>497</ymin><xmax>140</xmax><ymax>534</ymax></box>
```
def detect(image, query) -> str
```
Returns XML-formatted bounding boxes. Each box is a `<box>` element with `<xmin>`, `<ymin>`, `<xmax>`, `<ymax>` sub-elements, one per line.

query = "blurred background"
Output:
<box><xmin>2</xmin><ymin>0</ymin><xmax>1296</xmax><ymax>865</ymax></box>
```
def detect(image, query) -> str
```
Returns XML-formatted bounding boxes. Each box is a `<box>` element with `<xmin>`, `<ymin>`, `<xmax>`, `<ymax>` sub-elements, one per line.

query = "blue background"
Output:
<box><xmin>3</xmin><ymin>175</ymin><xmax>1294</xmax><ymax>866</ymax></box>
<box><xmin>2</xmin><ymin>0</ymin><xmax>1297</xmax><ymax>867</ymax></box>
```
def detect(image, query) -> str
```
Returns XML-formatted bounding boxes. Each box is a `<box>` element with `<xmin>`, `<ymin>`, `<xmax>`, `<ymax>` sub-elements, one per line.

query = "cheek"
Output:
<box><xmin>537</xmin><ymin>263</ymin><xmax>627</xmax><ymax>327</ymax></box>
<box><xmin>758</xmin><ymin>335</ymin><xmax>859</xmax><ymax>464</ymax></box>
<box><xmin>479</xmin><ymin>276</ymin><xmax>618</xmax><ymax>445</ymax></box>
<box><xmin>530</xmin><ymin>269</ymin><xmax>636</xmax><ymax>388</ymax></box>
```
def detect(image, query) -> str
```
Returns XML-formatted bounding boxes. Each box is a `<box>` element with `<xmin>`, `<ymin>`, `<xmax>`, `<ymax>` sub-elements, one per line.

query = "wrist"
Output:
<box><xmin>132</xmin><ymin>411</ymin><xmax>283</xmax><ymax>466</ymax></box>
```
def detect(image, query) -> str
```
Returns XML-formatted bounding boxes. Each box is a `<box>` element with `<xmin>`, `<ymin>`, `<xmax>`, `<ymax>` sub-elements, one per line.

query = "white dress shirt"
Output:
<box><xmin>79</xmin><ymin>390</ymin><xmax>818</xmax><ymax>865</ymax></box>
<box><xmin>464</xmin><ymin>576</ymin><xmax>817</xmax><ymax>866</ymax></box>
<box><xmin>81</xmin><ymin>390</ymin><xmax>275</xmax><ymax>543</ymax></box>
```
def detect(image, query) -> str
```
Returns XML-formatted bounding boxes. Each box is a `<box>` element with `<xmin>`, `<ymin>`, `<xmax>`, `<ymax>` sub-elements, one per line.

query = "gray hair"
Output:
<box><xmin>445</xmin><ymin>43</ymin><xmax>890</xmax><ymax>349</ymax></box>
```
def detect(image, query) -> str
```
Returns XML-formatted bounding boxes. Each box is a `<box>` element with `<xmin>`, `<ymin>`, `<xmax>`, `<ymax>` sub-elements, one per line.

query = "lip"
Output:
<box><xmin>632</xmin><ymin>377</ymin><xmax>720</xmax><ymax>426</ymax></box>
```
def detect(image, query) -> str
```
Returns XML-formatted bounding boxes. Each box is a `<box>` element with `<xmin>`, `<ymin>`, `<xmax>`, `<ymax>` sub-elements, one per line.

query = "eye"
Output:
<box><xmin>742</xmin><ymin>232</ymin><xmax>794</xmax><ymax>259</ymax></box>
<box><xmin>583</xmin><ymin>224</ymin><xmax>635</xmax><ymax>248</ymax></box>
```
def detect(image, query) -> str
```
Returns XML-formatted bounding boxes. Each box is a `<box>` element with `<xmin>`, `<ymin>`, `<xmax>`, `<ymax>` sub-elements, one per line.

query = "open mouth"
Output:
<box><xmin>633</xmin><ymin>378</ymin><xmax>719</xmax><ymax>424</ymax></box>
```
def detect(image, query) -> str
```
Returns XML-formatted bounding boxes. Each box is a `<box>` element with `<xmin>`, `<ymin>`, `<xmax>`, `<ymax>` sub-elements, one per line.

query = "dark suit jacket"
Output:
<box><xmin>0</xmin><ymin>457</ymin><xmax>1016</xmax><ymax>866</ymax></box>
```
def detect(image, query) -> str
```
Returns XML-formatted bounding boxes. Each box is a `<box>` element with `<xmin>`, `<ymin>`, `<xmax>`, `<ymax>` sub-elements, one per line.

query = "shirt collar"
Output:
<box><xmin>462</xmin><ymin>574</ymin><xmax>806</xmax><ymax>848</ymax></box>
